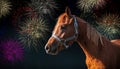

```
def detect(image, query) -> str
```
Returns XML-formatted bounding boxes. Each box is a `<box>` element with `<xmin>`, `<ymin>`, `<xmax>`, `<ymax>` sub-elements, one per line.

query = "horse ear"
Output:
<box><xmin>65</xmin><ymin>7</ymin><xmax>72</xmax><ymax>17</ymax></box>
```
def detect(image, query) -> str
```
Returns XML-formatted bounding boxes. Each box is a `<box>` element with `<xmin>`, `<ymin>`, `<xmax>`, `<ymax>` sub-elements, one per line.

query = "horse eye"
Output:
<box><xmin>61</xmin><ymin>25</ymin><xmax>67</xmax><ymax>30</ymax></box>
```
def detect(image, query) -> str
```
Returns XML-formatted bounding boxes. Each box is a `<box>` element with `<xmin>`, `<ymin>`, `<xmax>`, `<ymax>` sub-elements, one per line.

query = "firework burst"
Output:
<box><xmin>29</xmin><ymin>0</ymin><xmax>58</xmax><ymax>17</ymax></box>
<box><xmin>0</xmin><ymin>39</ymin><xmax>24</xmax><ymax>64</ymax></box>
<box><xmin>18</xmin><ymin>17</ymin><xmax>49</xmax><ymax>50</ymax></box>
<box><xmin>0</xmin><ymin>0</ymin><xmax>12</xmax><ymax>18</ymax></box>
<box><xmin>77</xmin><ymin>0</ymin><xmax>106</xmax><ymax>12</ymax></box>
<box><xmin>96</xmin><ymin>13</ymin><xmax>120</xmax><ymax>39</ymax></box>
<box><xmin>12</xmin><ymin>6</ymin><xmax>37</xmax><ymax>30</ymax></box>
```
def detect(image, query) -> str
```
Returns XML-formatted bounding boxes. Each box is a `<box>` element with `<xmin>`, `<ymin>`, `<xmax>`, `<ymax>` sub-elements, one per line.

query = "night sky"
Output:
<box><xmin>0</xmin><ymin>0</ymin><xmax>120</xmax><ymax>69</ymax></box>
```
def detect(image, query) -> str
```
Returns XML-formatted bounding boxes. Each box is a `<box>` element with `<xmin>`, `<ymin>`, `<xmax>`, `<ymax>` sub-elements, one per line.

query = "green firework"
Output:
<box><xmin>96</xmin><ymin>13</ymin><xmax>120</xmax><ymax>40</ymax></box>
<box><xmin>18</xmin><ymin>17</ymin><xmax>49</xmax><ymax>49</ymax></box>
<box><xmin>0</xmin><ymin>0</ymin><xmax>12</xmax><ymax>18</ymax></box>
<box><xmin>77</xmin><ymin>0</ymin><xmax>106</xmax><ymax>12</ymax></box>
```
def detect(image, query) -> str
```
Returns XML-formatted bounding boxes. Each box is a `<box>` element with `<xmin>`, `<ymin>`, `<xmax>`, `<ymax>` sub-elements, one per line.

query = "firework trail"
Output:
<box><xmin>77</xmin><ymin>0</ymin><xmax>106</xmax><ymax>12</ymax></box>
<box><xmin>96</xmin><ymin>13</ymin><xmax>120</xmax><ymax>39</ymax></box>
<box><xmin>29</xmin><ymin>0</ymin><xmax>58</xmax><ymax>17</ymax></box>
<box><xmin>18</xmin><ymin>17</ymin><xmax>49</xmax><ymax>50</ymax></box>
<box><xmin>0</xmin><ymin>0</ymin><xmax>12</xmax><ymax>18</ymax></box>
<box><xmin>0</xmin><ymin>39</ymin><xmax>24</xmax><ymax>64</ymax></box>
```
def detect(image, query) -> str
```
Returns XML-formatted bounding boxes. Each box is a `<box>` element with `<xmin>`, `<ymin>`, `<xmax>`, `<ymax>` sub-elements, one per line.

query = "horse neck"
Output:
<box><xmin>75</xmin><ymin>17</ymin><xmax>109</xmax><ymax>58</ymax></box>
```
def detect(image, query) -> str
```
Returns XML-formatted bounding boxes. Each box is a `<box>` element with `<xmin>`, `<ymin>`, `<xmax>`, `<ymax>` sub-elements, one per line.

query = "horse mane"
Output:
<box><xmin>86</xmin><ymin>23</ymin><xmax>104</xmax><ymax>47</ymax></box>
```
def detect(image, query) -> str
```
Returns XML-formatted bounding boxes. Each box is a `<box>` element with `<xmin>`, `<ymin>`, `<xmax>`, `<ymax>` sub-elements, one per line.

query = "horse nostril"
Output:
<box><xmin>45</xmin><ymin>46</ymin><xmax>50</xmax><ymax>51</ymax></box>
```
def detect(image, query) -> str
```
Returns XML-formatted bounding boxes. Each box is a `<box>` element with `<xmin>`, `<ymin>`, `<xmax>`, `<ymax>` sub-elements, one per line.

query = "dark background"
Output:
<box><xmin>0</xmin><ymin>0</ymin><xmax>120</xmax><ymax>69</ymax></box>
<box><xmin>0</xmin><ymin>0</ymin><xmax>87</xmax><ymax>69</ymax></box>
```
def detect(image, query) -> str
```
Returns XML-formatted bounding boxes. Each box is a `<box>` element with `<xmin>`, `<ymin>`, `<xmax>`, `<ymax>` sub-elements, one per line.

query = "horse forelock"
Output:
<box><xmin>87</xmin><ymin>24</ymin><xmax>103</xmax><ymax>47</ymax></box>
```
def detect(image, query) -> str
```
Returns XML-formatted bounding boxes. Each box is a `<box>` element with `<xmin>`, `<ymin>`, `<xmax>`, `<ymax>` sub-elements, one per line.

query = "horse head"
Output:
<box><xmin>45</xmin><ymin>7</ymin><xmax>78</xmax><ymax>55</ymax></box>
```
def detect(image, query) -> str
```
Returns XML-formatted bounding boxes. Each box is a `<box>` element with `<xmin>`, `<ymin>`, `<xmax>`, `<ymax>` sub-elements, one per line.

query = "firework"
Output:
<box><xmin>77</xmin><ymin>0</ymin><xmax>106</xmax><ymax>12</ymax></box>
<box><xmin>18</xmin><ymin>17</ymin><xmax>49</xmax><ymax>50</ymax></box>
<box><xmin>0</xmin><ymin>39</ymin><xmax>24</xmax><ymax>64</ymax></box>
<box><xmin>96</xmin><ymin>13</ymin><xmax>120</xmax><ymax>39</ymax></box>
<box><xmin>29</xmin><ymin>0</ymin><xmax>57</xmax><ymax>17</ymax></box>
<box><xmin>0</xmin><ymin>0</ymin><xmax>12</xmax><ymax>18</ymax></box>
<box><xmin>12</xmin><ymin>6</ymin><xmax>36</xmax><ymax>30</ymax></box>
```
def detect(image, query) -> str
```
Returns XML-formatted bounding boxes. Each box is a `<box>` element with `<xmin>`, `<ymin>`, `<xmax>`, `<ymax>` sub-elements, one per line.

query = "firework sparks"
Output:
<box><xmin>96</xmin><ymin>13</ymin><xmax>120</xmax><ymax>39</ymax></box>
<box><xmin>29</xmin><ymin>0</ymin><xmax>58</xmax><ymax>17</ymax></box>
<box><xmin>0</xmin><ymin>39</ymin><xmax>24</xmax><ymax>64</ymax></box>
<box><xmin>12</xmin><ymin>6</ymin><xmax>37</xmax><ymax>30</ymax></box>
<box><xmin>77</xmin><ymin>0</ymin><xmax>106</xmax><ymax>12</ymax></box>
<box><xmin>0</xmin><ymin>0</ymin><xmax>12</xmax><ymax>18</ymax></box>
<box><xmin>18</xmin><ymin>17</ymin><xmax>49</xmax><ymax>49</ymax></box>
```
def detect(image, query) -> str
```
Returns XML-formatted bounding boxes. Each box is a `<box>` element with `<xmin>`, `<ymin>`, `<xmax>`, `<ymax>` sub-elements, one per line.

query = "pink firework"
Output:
<box><xmin>0</xmin><ymin>39</ymin><xmax>24</xmax><ymax>64</ymax></box>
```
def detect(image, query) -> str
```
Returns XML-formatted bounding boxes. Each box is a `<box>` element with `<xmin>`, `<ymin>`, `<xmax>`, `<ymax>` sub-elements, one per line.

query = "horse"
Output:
<box><xmin>111</xmin><ymin>39</ymin><xmax>120</xmax><ymax>46</ymax></box>
<box><xmin>45</xmin><ymin>7</ymin><xmax>120</xmax><ymax>69</ymax></box>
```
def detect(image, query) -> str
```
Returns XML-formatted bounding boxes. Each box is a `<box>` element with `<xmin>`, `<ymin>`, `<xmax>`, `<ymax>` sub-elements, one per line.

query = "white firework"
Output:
<box><xmin>97</xmin><ymin>13</ymin><xmax>120</xmax><ymax>26</ymax></box>
<box><xmin>0</xmin><ymin>0</ymin><xmax>12</xmax><ymax>18</ymax></box>
<box><xmin>96</xmin><ymin>13</ymin><xmax>120</xmax><ymax>39</ymax></box>
<box><xmin>18</xmin><ymin>17</ymin><xmax>49</xmax><ymax>49</ymax></box>
<box><xmin>77</xmin><ymin>0</ymin><xmax>106</xmax><ymax>12</ymax></box>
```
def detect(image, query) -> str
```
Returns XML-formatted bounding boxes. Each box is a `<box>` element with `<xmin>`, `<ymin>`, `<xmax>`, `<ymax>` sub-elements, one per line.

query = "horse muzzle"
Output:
<box><xmin>45</xmin><ymin>44</ymin><xmax>58</xmax><ymax>55</ymax></box>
